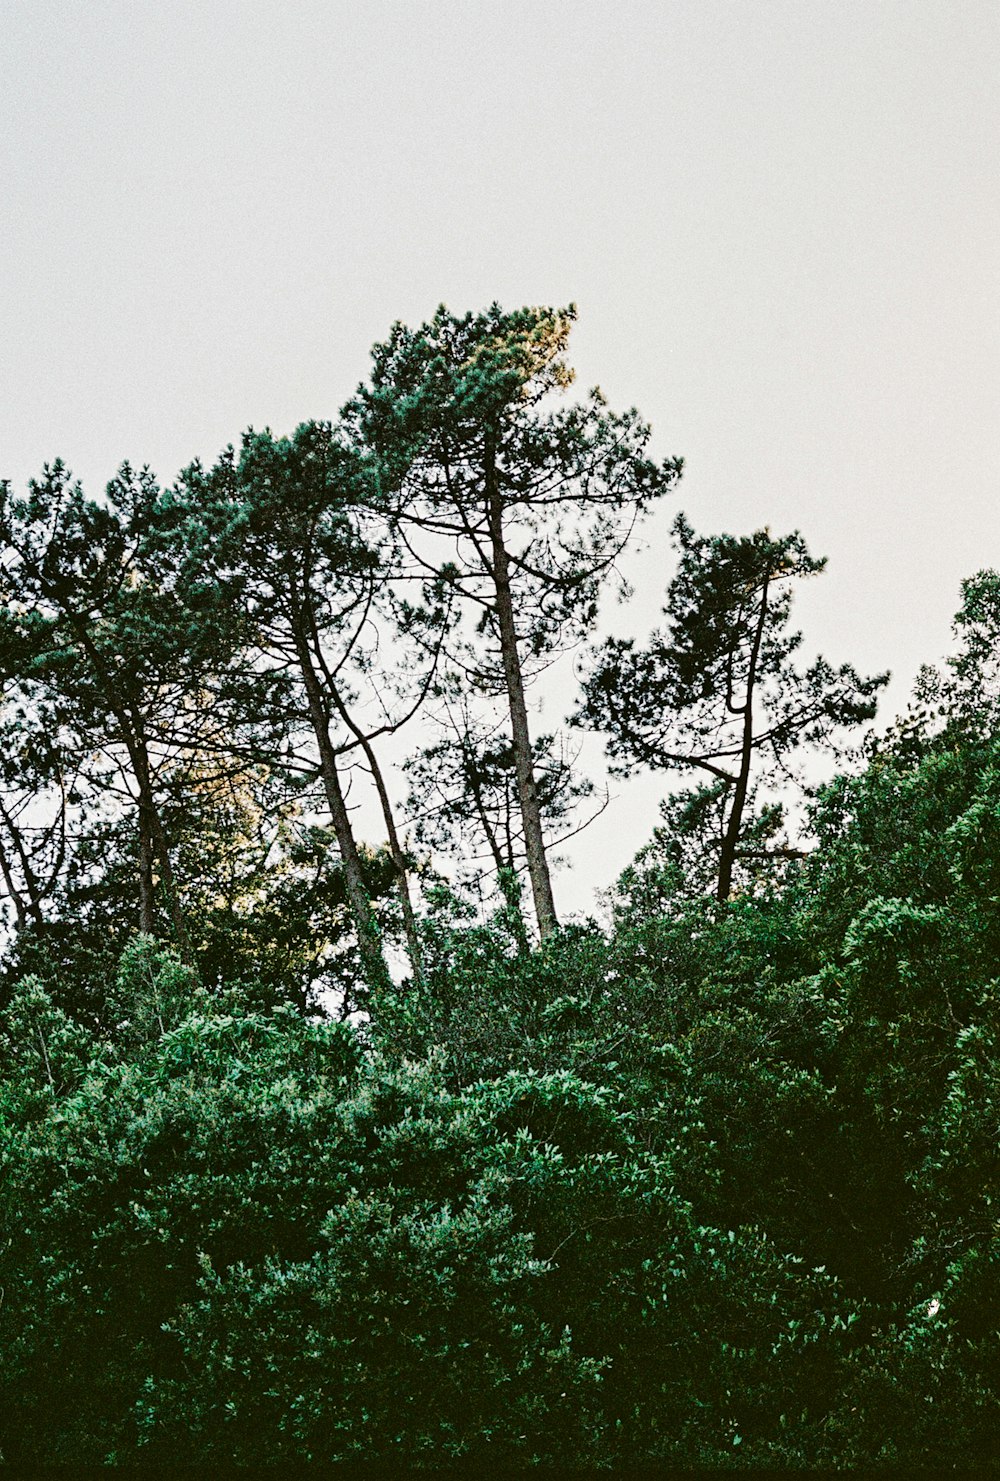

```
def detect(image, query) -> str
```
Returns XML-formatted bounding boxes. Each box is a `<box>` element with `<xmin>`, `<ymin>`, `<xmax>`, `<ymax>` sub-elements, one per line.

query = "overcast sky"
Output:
<box><xmin>2</xmin><ymin>1</ymin><xmax>998</xmax><ymax>913</ymax></box>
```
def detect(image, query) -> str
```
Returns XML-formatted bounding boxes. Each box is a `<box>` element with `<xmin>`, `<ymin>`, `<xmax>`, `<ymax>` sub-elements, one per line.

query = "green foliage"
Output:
<box><xmin>3</xmin><ymin>700</ymin><xmax>999</xmax><ymax>1468</ymax></box>
<box><xmin>1</xmin><ymin>969</ymin><xmax>857</xmax><ymax>1468</ymax></box>
<box><xmin>2</xmin><ymin>313</ymin><xmax>999</xmax><ymax>1469</ymax></box>
<box><xmin>577</xmin><ymin>514</ymin><xmax>887</xmax><ymax>899</ymax></box>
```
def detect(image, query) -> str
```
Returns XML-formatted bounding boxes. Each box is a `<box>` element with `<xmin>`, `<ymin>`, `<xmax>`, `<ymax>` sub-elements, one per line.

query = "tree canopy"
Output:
<box><xmin>0</xmin><ymin>305</ymin><xmax>997</xmax><ymax>1470</ymax></box>
<box><xmin>576</xmin><ymin>514</ymin><xmax>888</xmax><ymax>898</ymax></box>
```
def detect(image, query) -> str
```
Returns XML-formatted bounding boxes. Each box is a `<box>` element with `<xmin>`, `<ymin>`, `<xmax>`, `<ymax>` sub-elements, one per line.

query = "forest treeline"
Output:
<box><xmin>1</xmin><ymin>306</ymin><xmax>997</xmax><ymax>1468</ymax></box>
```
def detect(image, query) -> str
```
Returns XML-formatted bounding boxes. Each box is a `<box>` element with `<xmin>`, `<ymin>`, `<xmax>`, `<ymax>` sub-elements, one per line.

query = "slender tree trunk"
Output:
<box><xmin>327</xmin><ymin>679</ymin><xmax>423</xmax><ymax>986</ymax></box>
<box><xmin>455</xmin><ymin>735</ymin><xmax>528</xmax><ymax>947</ymax></box>
<box><xmin>0</xmin><ymin>795</ymin><xmax>45</xmax><ymax>929</ymax></box>
<box><xmin>716</xmin><ymin>744</ymin><xmax>750</xmax><ymax>904</ymax></box>
<box><xmin>138</xmin><ymin>798</ymin><xmax>156</xmax><ymax>935</ymax></box>
<box><xmin>129</xmin><ymin>726</ymin><xmax>195</xmax><ymax>964</ymax></box>
<box><xmin>717</xmin><ymin>576</ymin><xmax>770</xmax><ymax>903</ymax></box>
<box><xmin>147</xmin><ymin>798</ymin><xmax>191</xmax><ymax>960</ymax></box>
<box><xmin>466</xmin><ymin>762</ymin><xmax>508</xmax><ymax>880</ymax></box>
<box><xmin>145</xmin><ymin>790</ymin><xmax>195</xmax><ymax>963</ymax></box>
<box><xmin>0</xmin><ymin>835</ymin><xmax>28</xmax><ymax>930</ymax></box>
<box><xmin>351</xmin><ymin>730</ymin><xmax>422</xmax><ymax>988</ymax></box>
<box><xmin>295</xmin><ymin>634</ymin><xmax>392</xmax><ymax>992</ymax></box>
<box><xmin>485</xmin><ymin>440</ymin><xmax>558</xmax><ymax>940</ymax></box>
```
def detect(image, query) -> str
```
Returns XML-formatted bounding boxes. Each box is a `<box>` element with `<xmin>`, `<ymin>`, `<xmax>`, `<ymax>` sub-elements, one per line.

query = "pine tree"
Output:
<box><xmin>348</xmin><ymin>303</ymin><xmax>680</xmax><ymax>937</ymax></box>
<box><xmin>577</xmin><ymin>514</ymin><xmax>887</xmax><ymax>900</ymax></box>
<box><xmin>0</xmin><ymin>462</ymin><xmax>242</xmax><ymax>961</ymax></box>
<box><xmin>170</xmin><ymin>422</ymin><xmax>435</xmax><ymax>993</ymax></box>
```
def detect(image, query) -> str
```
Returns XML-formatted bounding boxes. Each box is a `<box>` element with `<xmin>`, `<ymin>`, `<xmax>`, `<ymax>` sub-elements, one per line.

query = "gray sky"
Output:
<box><xmin>2</xmin><ymin>1</ymin><xmax>998</xmax><ymax>913</ymax></box>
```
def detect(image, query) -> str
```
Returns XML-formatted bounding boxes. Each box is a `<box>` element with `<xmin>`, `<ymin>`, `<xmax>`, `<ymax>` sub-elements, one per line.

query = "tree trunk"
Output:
<box><xmin>0</xmin><ymin>795</ymin><xmax>45</xmax><ymax>929</ymax></box>
<box><xmin>485</xmin><ymin>439</ymin><xmax>558</xmax><ymax>940</ymax></box>
<box><xmin>129</xmin><ymin>724</ymin><xmax>195</xmax><ymax>964</ymax></box>
<box><xmin>146</xmin><ymin>800</ymin><xmax>195</xmax><ymax>962</ymax></box>
<box><xmin>138</xmin><ymin>798</ymin><xmax>156</xmax><ymax>935</ymax></box>
<box><xmin>0</xmin><ymin>835</ymin><xmax>28</xmax><ymax>930</ymax></box>
<box><xmin>327</xmin><ymin>678</ymin><xmax>423</xmax><ymax>987</ymax></box>
<box><xmin>717</xmin><ymin>576</ymin><xmax>770</xmax><ymax>903</ymax></box>
<box><xmin>295</xmin><ymin>634</ymin><xmax>392</xmax><ymax>993</ymax></box>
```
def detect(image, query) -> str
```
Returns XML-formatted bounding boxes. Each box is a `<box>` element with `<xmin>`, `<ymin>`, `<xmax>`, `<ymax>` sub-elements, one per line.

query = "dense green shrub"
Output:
<box><xmin>3</xmin><ymin>705</ymin><xmax>1000</xmax><ymax>1468</ymax></box>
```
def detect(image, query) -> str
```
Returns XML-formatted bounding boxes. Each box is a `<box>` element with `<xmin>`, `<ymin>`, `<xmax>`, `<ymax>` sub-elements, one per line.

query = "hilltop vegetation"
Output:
<box><xmin>0</xmin><ymin>308</ymin><xmax>997</xmax><ymax>1468</ymax></box>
